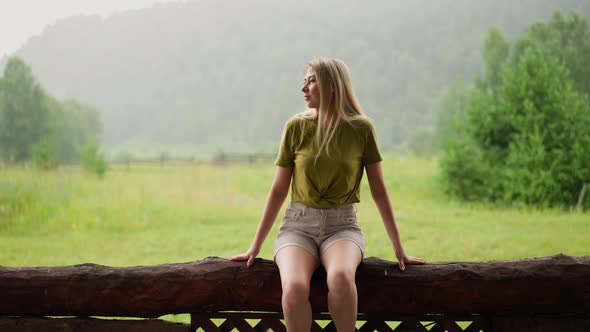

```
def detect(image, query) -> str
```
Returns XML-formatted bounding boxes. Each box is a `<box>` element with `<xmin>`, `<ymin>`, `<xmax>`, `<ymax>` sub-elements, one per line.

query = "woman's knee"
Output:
<box><xmin>282</xmin><ymin>279</ymin><xmax>310</xmax><ymax>308</ymax></box>
<box><xmin>326</xmin><ymin>269</ymin><xmax>356</xmax><ymax>293</ymax></box>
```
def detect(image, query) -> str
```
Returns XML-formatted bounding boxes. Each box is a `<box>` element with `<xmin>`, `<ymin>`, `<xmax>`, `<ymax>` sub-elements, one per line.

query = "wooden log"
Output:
<box><xmin>0</xmin><ymin>317</ymin><xmax>189</xmax><ymax>332</ymax></box>
<box><xmin>489</xmin><ymin>315</ymin><xmax>590</xmax><ymax>332</ymax></box>
<box><xmin>0</xmin><ymin>254</ymin><xmax>589</xmax><ymax>317</ymax></box>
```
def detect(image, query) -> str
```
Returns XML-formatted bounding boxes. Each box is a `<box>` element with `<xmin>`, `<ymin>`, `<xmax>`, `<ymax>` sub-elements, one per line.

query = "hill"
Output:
<box><xmin>4</xmin><ymin>0</ymin><xmax>589</xmax><ymax>151</ymax></box>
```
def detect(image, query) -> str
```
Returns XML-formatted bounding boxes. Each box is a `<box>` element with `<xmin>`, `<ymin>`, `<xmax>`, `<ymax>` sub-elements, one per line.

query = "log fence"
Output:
<box><xmin>1</xmin><ymin>254</ymin><xmax>589</xmax><ymax>331</ymax></box>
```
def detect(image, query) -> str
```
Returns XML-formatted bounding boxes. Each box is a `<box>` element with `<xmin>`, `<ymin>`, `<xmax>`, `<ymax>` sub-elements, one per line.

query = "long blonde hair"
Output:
<box><xmin>299</xmin><ymin>57</ymin><xmax>367</xmax><ymax>158</ymax></box>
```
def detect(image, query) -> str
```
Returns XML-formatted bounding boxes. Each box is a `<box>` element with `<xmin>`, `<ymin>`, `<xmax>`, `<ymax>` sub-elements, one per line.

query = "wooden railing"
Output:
<box><xmin>1</xmin><ymin>254</ymin><xmax>589</xmax><ymax>331</ymax></box>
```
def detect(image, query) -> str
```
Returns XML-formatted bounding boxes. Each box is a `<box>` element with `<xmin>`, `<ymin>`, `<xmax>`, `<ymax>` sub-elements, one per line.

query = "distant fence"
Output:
<box><xmin>210</xmin><ymin>152</ymin><xmax>276</xmax><ymax>165</ymax></box>
<box><xmin>109</xmin><ymin>152</ymin><xmax>276</xmax><ymax>166</ymax></box>
<box><xmin>1</xmin><ymin>254</ymin><xmax>589</xmax><ymax>332</ymax></box>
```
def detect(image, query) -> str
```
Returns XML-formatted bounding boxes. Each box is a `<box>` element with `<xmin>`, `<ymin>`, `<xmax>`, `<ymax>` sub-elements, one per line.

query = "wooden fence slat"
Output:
<box><xmin>4</xmin><ymin>314</ymin><xmax>590</xmax><ymax>332</ymax></box>
<box><xmin>373</xmin><ymin>320</ymin><xmax>395</xmax><ymax>332</ymax></box>
<box><xmin>311</xmin><ymin>320</ymin><xmax>324</xmax><ymax>332</ymax></box>
<box><xmin>218</xmin><ymin>318</ymin><xmax>235</xmax><ymax>332</ymax></box>
<box><xmin>440</xmin><ymin>319</ymin><xmax>466</xmax><ymax>332</ymax></box>
<box><xmin>323</xmin><ymin>320</ymin><xmax>337</xmax><ymax>332</ymax></box>
<box><xmin>427</xmin><ymin>322</ymin><xmax>447</xmax><ymax>332</ymax></box>
<box><xmin>463</xmin><ymin>317</ymin><xmax>488</xmax><ymax>332</ymax></box>
<box><xmin>490</xmin><ymin>315</ymin><xmax>590</xmax><ymax>332</ymax></box>
<box><xmin>359</xmin><ymin>319</ymin><xmax>378</xmax><ymax>332</ymax></box>
<box><xmin>254</xmin><ymin>317</ymin><xmax>285</xmax><ymax>332</ymax></box>
<box><xmin>229</xmin><ymin>317</ymin><xmax>256</xmax><ymax>332</ymax></box>
<box><xmin>0</xmin><ymin>317</ymin><xmax>190</xmax><ymax>332</ymax></box>
<box><xmin>394</xmin><ymin>319</ymin><xmax>429</xmax><ymax>332</ymax></box>
<box><xmin>191</xmin><ymin>314</ymin><xmax>221</xmax><ymax>332</ymax></box>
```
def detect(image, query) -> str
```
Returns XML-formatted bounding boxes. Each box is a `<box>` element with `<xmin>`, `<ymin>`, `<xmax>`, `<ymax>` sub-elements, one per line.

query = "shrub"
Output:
<box><xmin>31</xmin><ymin>140</ymin><xmax>58</xmax><ymax>170</ymax></box>
<box><xmin>80</xmin><ymin>143</ymin><xmax>107</xmax><ymax>178</ymax></box>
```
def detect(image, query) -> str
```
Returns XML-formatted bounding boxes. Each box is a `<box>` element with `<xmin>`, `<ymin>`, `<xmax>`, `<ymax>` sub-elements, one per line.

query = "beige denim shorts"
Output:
<box><xmin>273</xmin><ymin>201</ymin><xmax>365</xmax><ymax>261</ymax></box>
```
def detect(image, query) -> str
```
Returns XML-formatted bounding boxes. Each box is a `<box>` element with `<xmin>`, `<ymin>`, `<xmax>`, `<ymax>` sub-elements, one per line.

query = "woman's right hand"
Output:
<box><xmin>228</xmin><ymin>246</ymin><xmax>260</xmax><ymax>268</ymax></box>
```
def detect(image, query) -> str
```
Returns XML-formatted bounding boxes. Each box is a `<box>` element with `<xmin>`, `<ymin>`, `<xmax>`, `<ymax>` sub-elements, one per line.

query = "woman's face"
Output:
<box><xmin>301</xmin><ymin>67</ymin><xmax>320</xmax><ymax>109</ymax></box>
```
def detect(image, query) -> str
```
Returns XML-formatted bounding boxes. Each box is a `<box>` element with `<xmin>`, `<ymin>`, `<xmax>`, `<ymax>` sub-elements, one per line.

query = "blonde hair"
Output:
<box><xmin>299</xmin><ymin>57</ymin><xmax>367</xmax><ymax>159</ymax></box>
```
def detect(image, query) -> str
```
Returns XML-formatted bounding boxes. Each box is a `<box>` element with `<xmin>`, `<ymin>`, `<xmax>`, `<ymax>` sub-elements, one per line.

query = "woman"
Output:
<box><xmin>229</xmin><ymin>57</ymin><xmax>425</xmax><ymax>332</ymax></box>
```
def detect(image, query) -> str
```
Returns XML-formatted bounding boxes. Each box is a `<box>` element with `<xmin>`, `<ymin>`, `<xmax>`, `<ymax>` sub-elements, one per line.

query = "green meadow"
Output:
<box><xmin>1</xmin><ymin>155</ymin><xmax>588</xmax><ymax>267</ymax></box>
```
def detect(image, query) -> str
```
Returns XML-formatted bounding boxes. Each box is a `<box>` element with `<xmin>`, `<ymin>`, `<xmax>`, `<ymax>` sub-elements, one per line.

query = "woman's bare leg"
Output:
<box><xmin>321</xmin><ymin>240</ymin><xmax>363</xmax><ymax>332</ymax></box>
<box><xmin>275</xmin><ymin>246</ymin><xmax>320</xmax><ymax>332</ymax></box>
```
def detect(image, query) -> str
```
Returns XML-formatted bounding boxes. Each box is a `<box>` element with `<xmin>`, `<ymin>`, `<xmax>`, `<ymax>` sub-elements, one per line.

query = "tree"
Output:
<box><xmin>0</xmin><ymin>57</ymin><xmax>103</xmax><ymax>166</ymax></box>
<box><xmin>0</xmin><ymin>85</ymin><xmax>4</xmax><ymax>161</ymax></box>
<box><xmin>499</xmin><ymin>46</ymin><xmax>590</xmax><ymax>206</ymax></box>
<box><xmin>45</xmin><ymin>97</ymin><xmax>102</xmax><ymax>164</ymax></box>
<box><xmin>513</xmin><ymin>11</ymin><xmax>590</xmax><ymax>98</ymax></box>
<box><xmin>435</xmin><ymin>77</ymin><xmax>469</xmax><ymax>149</ymax></box>
<box><xmin>0</xmin><ymin>57</ymin><xmax>49</xmax><ymax>162</ymax></box>
<box><xmin>482</xmin><ymin>27</ymin><xmax>510</xmax><ymax>95</ymax></box>
<box><xmin>440</xmin><ymin>16</ymin><xmax>590</xmax><ymax>208</ymax></box>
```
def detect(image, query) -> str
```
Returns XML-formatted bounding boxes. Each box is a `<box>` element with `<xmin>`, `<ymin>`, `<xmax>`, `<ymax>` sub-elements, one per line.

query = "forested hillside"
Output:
<box><xmin>2</xmin><ymin>0</ymin><xmax>589</xmax><ymax>151</ymax></box>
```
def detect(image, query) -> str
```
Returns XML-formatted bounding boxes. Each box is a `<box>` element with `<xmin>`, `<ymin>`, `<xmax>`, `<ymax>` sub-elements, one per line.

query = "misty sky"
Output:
<box><xmin>0</xmin><ymin>0</ymin><xmax>181</xmax><ymax>57</ymax></box>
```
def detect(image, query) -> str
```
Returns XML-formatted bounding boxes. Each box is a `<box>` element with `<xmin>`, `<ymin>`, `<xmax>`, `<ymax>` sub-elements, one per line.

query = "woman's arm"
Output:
<box><xmin>365</xmin><ymin>161</ymin><xmax>425</xmax><ymax>270</ymax></box>
<box><xmin>228</xmin><ymin>166</ymin><xmax>293</xmax><ymax>267</ymax></box>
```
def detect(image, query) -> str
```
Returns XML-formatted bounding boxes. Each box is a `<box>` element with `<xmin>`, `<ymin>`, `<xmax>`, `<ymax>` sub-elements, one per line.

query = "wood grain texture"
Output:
<box><xmin>1</xmin><ymin>254</ymin><xmax>589</xmax><ymax>317</ymax></box>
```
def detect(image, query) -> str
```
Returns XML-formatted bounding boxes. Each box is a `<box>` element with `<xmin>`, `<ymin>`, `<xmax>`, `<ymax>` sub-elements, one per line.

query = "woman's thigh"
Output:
<box><xmin>320</xmin><ymin>240</ymin><xmax>363</xmax><ymax>274</ymax></box>
<box><xmin>275</xmin><ymin>245</ymin><xmax>320</xmax><ymax>288</ymax></box>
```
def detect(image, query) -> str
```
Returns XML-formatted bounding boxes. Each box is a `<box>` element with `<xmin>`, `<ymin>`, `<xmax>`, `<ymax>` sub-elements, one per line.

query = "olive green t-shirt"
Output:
<box><xmin>275</xmin><ymin>115</ymin><xmax>383</xmax><ymax>209</ymax></box>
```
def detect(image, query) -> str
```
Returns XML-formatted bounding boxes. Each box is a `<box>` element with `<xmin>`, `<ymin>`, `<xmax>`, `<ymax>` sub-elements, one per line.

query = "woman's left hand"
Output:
<box><xmin>395</xmin><ymin>250</ymin><xmax>426</xmax><ymax>271</ymax></box>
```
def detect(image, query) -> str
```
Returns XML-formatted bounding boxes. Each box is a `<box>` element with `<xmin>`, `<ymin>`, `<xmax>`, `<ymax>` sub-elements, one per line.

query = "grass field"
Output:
<box><xmin>1</xmin><ymin>155</ymin><xmax>588</xmax><ymax>268</ymax></box>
